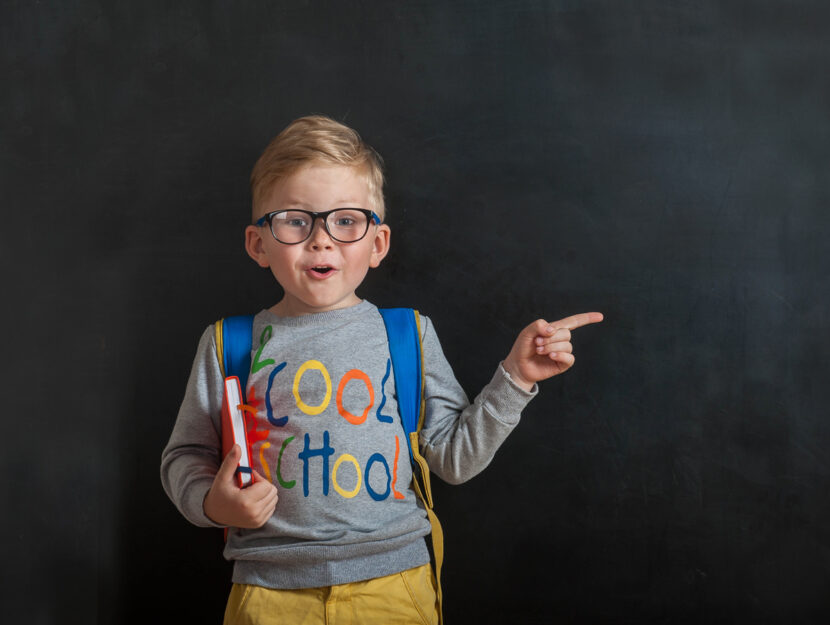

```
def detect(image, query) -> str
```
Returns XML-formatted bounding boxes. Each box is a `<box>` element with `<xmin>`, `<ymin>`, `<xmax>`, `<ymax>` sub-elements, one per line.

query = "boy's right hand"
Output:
<box><xmin>203</xmin><ymin>445</ymin><xmax>279</xmax><ymax>528</ymax></box>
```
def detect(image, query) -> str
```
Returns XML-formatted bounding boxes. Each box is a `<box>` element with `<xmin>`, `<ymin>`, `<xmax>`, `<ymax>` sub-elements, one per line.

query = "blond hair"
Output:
<box><xmin>250</xmin><ymin>115</ymin><xmax>386</xmax><ymax>220</ymax></box>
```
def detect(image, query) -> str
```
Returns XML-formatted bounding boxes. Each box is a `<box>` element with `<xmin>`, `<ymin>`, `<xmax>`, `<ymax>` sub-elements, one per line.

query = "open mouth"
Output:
<box><xmin>309</xmin><ymin>265</ymin><xmax>335</xmax><ymax>276</ymax></box>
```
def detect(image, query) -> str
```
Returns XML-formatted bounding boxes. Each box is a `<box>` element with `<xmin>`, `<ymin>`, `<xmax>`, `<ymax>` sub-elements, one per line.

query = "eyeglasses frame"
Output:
<box><xmin>254</xmin><ymin>208</ymin><xmax>382</xmax><ymax>245</ymax></box>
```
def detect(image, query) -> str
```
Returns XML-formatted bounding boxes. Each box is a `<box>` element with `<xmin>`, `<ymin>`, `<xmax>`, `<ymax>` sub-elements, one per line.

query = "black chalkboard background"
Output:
<box><xmin>3</xmin><ymin>2</ymin><xmax>829</xmax><ymax>623</ymax></box>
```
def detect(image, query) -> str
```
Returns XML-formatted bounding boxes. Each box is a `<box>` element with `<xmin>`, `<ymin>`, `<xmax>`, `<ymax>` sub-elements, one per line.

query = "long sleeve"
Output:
<box><xmin>160</xmin><ymin>327</ymin><xmax>226</xmax><ymax>528</ymax></box>
<box><xmin>417</xmin><ymin>316</ymin><xmax>537</xmax><ymax>485</ymax></box>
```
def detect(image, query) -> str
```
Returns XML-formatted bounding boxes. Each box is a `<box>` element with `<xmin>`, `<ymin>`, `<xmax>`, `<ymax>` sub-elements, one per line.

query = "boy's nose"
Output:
<box><xmin>307</xmin><ymin>218</ymin><xmax>334</xmax><ymax>248</ymax></box>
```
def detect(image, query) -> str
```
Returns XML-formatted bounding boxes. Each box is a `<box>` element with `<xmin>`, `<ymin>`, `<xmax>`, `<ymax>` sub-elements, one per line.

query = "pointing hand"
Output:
<box><xmin>502</xmin><ymin>312</ymin><xmax>604</xmax><ymax>391</ymax></box>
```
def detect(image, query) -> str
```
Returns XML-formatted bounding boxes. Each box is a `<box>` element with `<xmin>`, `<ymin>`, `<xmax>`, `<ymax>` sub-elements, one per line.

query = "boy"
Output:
<box><xmin>161</xmin><ymin>115</ymin><xmax>603</xmax><ymax>624</ymax></box>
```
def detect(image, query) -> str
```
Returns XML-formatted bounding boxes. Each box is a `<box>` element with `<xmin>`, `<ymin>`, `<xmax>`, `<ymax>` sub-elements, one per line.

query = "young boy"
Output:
<box><xmin>161</xmin><ymin>115</ymin><xmax>602</xmax><ymax>624</ymax></box>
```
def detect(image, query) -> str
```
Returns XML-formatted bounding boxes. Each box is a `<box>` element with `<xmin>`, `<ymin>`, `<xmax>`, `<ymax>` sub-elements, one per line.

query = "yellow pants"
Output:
<box><xmin>223</xmin><ymin>563</ymin><xmax>439</xmax><ymax>625</ymax></box>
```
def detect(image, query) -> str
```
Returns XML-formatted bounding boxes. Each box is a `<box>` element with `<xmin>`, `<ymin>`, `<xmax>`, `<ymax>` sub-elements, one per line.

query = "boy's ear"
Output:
<box><xmin>369</xmin><ymin>224</ymin><xmax>391</xmax><ymax>268</ymax></box>
<box><xmin>245</xmin><ymin>225</ymin><xmax>271</xmax><ymax>268</ymax></box>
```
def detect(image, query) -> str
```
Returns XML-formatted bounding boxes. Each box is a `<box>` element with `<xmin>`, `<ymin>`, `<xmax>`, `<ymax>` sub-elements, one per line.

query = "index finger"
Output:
<box><xmin>551</xmin><ymin>312</ymin><xmax>604</xmax><ymax>331</ymax></box>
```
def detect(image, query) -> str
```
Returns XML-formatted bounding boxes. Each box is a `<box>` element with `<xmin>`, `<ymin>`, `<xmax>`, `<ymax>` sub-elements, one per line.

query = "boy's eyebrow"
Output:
<box><xmin>277</xmin><ymin>198</ymin><xmax>367</xmax><ymax>209</ymax></box>
<box><xmin>278</xmin><ymin>199</ymin><xmax>313</xmax><ymax>209</ymax></box>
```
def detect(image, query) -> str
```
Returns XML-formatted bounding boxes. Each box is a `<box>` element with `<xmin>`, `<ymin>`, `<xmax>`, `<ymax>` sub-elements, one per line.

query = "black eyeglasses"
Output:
<box><xmin>254</xmin><ymin>208</ymin><xmax>382</xmax><ymax>245</ymax></box>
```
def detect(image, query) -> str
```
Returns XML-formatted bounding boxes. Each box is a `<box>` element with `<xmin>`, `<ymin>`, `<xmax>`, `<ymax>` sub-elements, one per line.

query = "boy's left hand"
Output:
<box><xmin>502</xmin><ymin>312</ymin><xmax>604</xmax><ymax>391</ymax></box>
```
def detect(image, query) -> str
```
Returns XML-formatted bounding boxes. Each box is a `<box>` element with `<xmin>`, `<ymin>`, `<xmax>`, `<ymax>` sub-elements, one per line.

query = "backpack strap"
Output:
<box><xmin>379</xmin><ymin>308</ymin><xmax>444</xmax><ymax>624</ymax></box>
<box><xmin>378</xmin><ymin>308</ymin><xmax>423</xmax><ymax>461</ymax></box>
<box><xmin>214</xmin><ymin>315</ymin><xmax>255</xmax><ymax>399</ymax></box>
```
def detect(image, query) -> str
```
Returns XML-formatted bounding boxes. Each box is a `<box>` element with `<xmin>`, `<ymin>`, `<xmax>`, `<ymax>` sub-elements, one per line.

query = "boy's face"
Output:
<box><xmin>245</xmin><ymin>164</ymin><xmax>390</xmax><ymax>317</ymax></box>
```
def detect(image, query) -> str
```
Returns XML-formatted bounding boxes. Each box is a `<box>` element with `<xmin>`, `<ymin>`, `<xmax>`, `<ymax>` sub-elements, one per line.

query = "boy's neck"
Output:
<box><xmin>269</xmin><ymin>294</ymin><xmax>363</xmax><ymax>318</ymax></box>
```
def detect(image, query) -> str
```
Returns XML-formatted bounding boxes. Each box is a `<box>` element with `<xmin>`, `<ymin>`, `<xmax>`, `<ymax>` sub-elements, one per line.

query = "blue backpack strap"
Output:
<box><xmin>216</xmin><ymin>315</ymin><xmax>255</xmax><ymax>399</ymax></box>
<box><xmin>379</xmin><ymin>307</ymin><xmax>444</xmax><ymax>624</ymax></box>
<box><xmin>378</xmin><ymin>308</ymin><xmax>423</xmax><ymax>463</ymax></box>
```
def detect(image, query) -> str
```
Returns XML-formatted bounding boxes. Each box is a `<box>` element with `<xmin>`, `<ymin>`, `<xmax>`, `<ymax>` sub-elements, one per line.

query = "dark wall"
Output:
<box><xmin>3</xmin><ymin>2</ymin><xmax>829</xmax><ymax>623</ymax></box>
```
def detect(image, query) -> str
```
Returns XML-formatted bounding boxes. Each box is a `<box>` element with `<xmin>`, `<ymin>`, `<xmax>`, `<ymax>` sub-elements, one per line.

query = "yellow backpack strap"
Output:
<box><xmin>411</xmin><ymin>311</ymin><xmax>444</xmax><ymax>624</ymax></box>
<box><xmin>214</xmin><ymin>319</ymin><xmax>226</xmax><ymax>378</ymax></box>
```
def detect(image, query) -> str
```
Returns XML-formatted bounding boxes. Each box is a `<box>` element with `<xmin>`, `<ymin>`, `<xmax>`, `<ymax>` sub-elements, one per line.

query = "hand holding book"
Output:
<box><xmin>204</xmin><ymin>444</ymin><xmax>279</xmax><ymax>528</ymax></box>
<box><xmin>203</xmin><ymin>376</ymin><xmax>279</xmax><ymax>528</ymax></box>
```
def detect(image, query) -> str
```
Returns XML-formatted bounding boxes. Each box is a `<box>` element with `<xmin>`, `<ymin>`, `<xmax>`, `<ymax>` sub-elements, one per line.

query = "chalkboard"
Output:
<box><xmin>3</xmin><ymin>1</ymin><xmax>829</xmax><ymax>623</ymax></box>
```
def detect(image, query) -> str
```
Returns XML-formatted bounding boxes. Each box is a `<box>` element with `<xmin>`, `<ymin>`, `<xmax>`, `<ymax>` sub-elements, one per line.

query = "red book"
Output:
<box><xmin>221</xmin><ymin>376</ymin><xmax>253</xmax><ymax>488</ymax></box>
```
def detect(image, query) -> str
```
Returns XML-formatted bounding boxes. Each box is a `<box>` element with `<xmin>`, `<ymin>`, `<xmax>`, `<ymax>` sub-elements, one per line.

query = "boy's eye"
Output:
<box><xmin>276</xmin><ymin>211</ymin><xmax>309</xmax><ymax>228</ymax></box>
<box><xmin>330</xmin><ymin>210</ymin><xmax>365</xmax><ymax>228</ymax></box>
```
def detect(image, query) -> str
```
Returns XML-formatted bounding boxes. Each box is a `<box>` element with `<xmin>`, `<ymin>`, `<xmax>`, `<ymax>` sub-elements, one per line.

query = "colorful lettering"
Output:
<box><xmin>298</xmin><ymin>431</ymin><xmax>334</xmax><ymax>497</ymax></box>
<box><xmin>252</xmin><ymin>356</ymin><xmax>412</xmax><ymax>504</ymax></box>
<box><xmin>276</xmin><ymin>436</ymin><xmax>296</xmax><ymax>489</ymax></box>
<box><xmin>293</xmin><ymin>360</ymin><xmax>332</xmax><ymax>416</ymax></box>
<box><xmin>392</xmin><ymin>435</ymin><xmax>405</xmax><ymax>500</ymax></box>
<box><xmin>242</xmin><ymin>386</ymin><xmax>269</xmax><ymax>444</ymax></box>
<box><xmin>375</xmin><ymin>359</ymin><xmax>394</xmax><ymax>423</ymax></box>
<box><xmin>364</xmin><ymin>453</ymin><xmax>391</xmax><ymax>502</ymax></box>
<box><xmin>336</xmin><ymin>369</ymin><xmax>374</xmax><ymax>425</ymax></box>
<box><xmin>265</xmin><ymin>361</ymin><xmax>288</xmax><ymax>427</ymax></box>
<box><xmin>259</xmin><ymin>442</ymin><xmax>272</xmax><ymax>482</ymax></box>
<box><xmin>251</xmin><ymin>325</ymin><xmax>275</xmax><ymax>374</ymax></box>
<box><xmin>332</xmin><ymin>454</ymin><xmax>362</xmax><ymax>499</ymax></box>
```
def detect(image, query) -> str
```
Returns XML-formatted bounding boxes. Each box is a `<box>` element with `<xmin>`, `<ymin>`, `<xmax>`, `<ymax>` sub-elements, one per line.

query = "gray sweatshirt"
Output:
<box><xmin>161</xmin><ymin>301</ymin><xmax>535</xmax><ymax>589</ymax></box>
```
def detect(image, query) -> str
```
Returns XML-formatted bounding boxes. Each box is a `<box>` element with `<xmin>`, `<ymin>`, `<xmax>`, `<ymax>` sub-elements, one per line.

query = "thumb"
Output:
<box><xmin>250</xmin><ymin>469</ymin><xmax>268</xmax><ymax>484</ymax></box>
<box><xmin>217</xmin><ymin>444</ymin><xmax>242</xmax><ymax>483</ymax></box>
